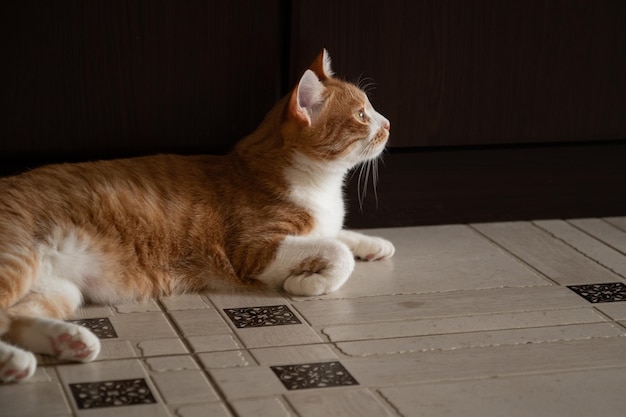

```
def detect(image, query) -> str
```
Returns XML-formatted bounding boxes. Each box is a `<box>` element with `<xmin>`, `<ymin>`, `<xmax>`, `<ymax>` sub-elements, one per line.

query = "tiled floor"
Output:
<box><xmin>3</xmin><ymin>218</ymin><xmax>626</xmax><ymax>417</ymax></box>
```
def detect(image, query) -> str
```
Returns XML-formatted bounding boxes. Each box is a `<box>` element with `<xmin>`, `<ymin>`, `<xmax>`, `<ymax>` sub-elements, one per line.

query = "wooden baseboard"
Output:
<box><xmin>344</xmin><ymin>142</ymin><xmax>626</xmax><ymax>228</ymax></box>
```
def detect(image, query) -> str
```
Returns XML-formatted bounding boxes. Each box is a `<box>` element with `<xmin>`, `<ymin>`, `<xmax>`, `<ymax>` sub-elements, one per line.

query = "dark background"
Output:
<box><xmin>1</xmin><ymin>0</ymin><xmax>625</xmax><ymax>227</ymax></box>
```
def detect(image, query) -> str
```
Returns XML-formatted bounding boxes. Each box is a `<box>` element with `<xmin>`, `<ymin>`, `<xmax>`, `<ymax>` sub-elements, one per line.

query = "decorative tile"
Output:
<box><xmin>69</xmin><ymin>317</ymin><xmax>118</xmax><ymax>339</ymax></box>
<box><xmin>270</xmin><ymin>361</ymin><xmax>358</xmax><ymax>390</ymax></box>
<box><xmin>224</xmin><ymin>305</ymin><xmax>302</xmax><ymax>329</ymax></box>
<box><xmin>567</xmin><ymin>282</ymin><xmax>626</xmax><ymax>303</ymax></box>
<box><xmin>69</xmin><ymin>378</ymin><xmax>157</xmax><ymax>409</ymax></box>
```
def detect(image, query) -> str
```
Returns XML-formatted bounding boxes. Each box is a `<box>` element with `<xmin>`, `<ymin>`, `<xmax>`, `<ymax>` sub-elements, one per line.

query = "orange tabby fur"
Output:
<box><xmin>0</xmin><ymin>50</ymin><xmax>394</xmax><ymax>382</ymax></box>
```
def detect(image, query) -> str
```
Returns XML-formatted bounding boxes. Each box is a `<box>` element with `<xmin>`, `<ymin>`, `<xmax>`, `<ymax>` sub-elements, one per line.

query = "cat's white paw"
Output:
<box><xmin>338</xmin><ymin>231</ymin><xmax>395</xmax><ymax>261</ymax></box>
<box><xmin>47</xmin><ymin>322</ymin><xmax>100</xmax><ymax>362</ymax></box>
<box><xmin>282</xmin><ymin>241</ymin><xmax>355</xmax><ymax>296</ymax></box>
<box><xmin>0</xmin><ymin>342</ymin><xmax>37</xmax><ymax>383</ymax></box>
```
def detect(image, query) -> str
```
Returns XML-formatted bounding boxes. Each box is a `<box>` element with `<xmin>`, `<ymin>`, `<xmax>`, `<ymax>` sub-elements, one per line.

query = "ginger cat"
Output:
<box><xmin>0</xmin><ymin>50</ymin><xmax>394</xmax><ymax>382</ymax></box>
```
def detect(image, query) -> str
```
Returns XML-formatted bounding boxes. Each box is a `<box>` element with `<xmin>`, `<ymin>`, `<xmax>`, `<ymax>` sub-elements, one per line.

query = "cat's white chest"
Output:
<box><xmin>284</xmin><ymin>154</ymin><xmax>346</xmax><ymax>238</ymax></box>
<box><xmin>297</xmin><ymin>183</ymin><xmax>344</xmax><ymax>237</ymax></box>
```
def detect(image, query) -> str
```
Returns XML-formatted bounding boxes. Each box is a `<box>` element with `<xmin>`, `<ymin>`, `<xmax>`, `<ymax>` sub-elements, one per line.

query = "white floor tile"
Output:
<box><xmin>286</xmin><ymin>388</ymin><xmax>395</xmax><ymax>417</ymax></box>
<box><xmin>230</xmin><ymin>397</ymin><xmax>294</xmax><ymax>417</ymax></box>
<box><xmin>380</xmin><ymin>367</ymin><xmax>626</xmax><ymax>417</ymax></box>
<box><xmin>472</xmin><ymin>221</ymin><xmax>623</xmax><ymax>284</ymax></box>
<box><xmin>294</xmin><ymin>286</ymin><xmax>587</xmax><ymax>326</ymax></box>
<box><xmin>535</xmin><ymin>219</ymin><xmax>626</xmax><ymax>278</ymax></box>
<box><xmin>569</xmin><ymin>218</ymin><xmax>626</xmax><ymax>254</ymax></box>
<box><xmin>321</xmin><ymin>308</ymin><xmax>607</xmax><ymax>342</ymax></box>
<box><xmin>335</xmin><ymin>323</ymin><xmax>625</xmax><ymax>356</ymax></box>
<box><xmin>0</xmin><ymin>382</ymin><xmax>71</xmax><ymax>417</ymax></box>
<box><xmin>346</xmin><ymin>337</ymin><xmax>626</xmax><ymax>386</ymax></box>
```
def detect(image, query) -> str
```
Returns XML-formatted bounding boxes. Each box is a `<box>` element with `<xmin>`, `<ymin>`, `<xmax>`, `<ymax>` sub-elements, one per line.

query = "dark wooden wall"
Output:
<box><xmin>290</xmin><ymin>0</ymin><xmax>626</xmax><ymax>147</ymax></box>
<box><xmin>0</xmin><ymin>0</ymin><xmax>283</xmax><ymax>156</ymax></box>
<box><xmin>1</xmin><ymin>1</ymin><xmax>625</xmax><ymax>226</ymax></box>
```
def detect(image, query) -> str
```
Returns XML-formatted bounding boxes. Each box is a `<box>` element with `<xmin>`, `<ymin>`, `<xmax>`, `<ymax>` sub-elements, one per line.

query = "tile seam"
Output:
<box><xmin>321</xmin><ymin>318</ymin><xmax>614</xmax><ymax>343</ymax></box>
<box><xmin>535</xmin><ymin>221</ymin><xmax>626</xmax><ymax>280</ymax></box>
<box><xmin>466</xmin><ymin>224</ymin><xmax>561</xmax><ymax>286</ymax></box>
<box><xmin>375</xmin><ymin>388</ymin><xmax>408</xmax><ymax>417</ymax></box>
<box><xmin>153</xmin><ymin>299</ymin><xmax>242</xmax><ymax>417</ymax></box>
<box><xmin>332</xmin><ymin>333</ymin><xmax>626</xmax><ymax>358</ymax></box>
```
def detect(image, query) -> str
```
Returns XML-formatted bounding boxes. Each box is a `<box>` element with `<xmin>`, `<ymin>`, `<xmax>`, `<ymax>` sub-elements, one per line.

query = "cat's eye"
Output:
<box><xmin>358</xmin><ymin>108</ymin><xmax>366</xmax><ymax>122</ymax></box>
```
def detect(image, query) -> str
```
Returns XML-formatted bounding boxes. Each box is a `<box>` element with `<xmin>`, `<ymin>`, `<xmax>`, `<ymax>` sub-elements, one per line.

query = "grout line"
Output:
<box><xmin>592</xmin><ymin>305</ymin><xmax>626</xmax><ymax>327</ymax></box>
<box><xmin>49</xmin><ymin>365</ymin><xmax>78</xmax><ymax>417</ymax></box>
<box><xmin>320</xmin><ymin>312</ymin><xmax>612</xmax><ymax>345</ymax></box>
<box><xmin>566</xmin><ymin>219</ymin><xmax>626</xmax><ymax>259</ymax></box>
<box><xmin>332</xmin><ymin>332</ymin><xmax>626</xmax><ymax>358</ymax></box>
<box><xmin>602</xmin><ymin>217</ymin><xmax>626</xmax><ymax>234</ymax></box>
<box><xmin>200</xmin><ymin>294</ymin><xmax>252</xmax><ymax>355</ymax></box>
<box><xmin>376</xmin><ymin>388</ymin><xmax>408</xmax><ymax>417</ymax></box>
<box><xmin>466</xmin><ymin>224</ymin><xmax>561</xmax><ymax>286</ymax></box>
<box><xmin>286</xmin><ymin>282</ymin><xmax>563</xmax><ymax>304</ymax></box>
<box><xmin>537</xmin><ymin>220</ymin><xmax>626</xmax><ymax>279</ymax></box>
<box><xmin>278</xmin><ymin>394</ymin><xmax>304</xmax><ymax>417</ymax></box>
<box><xmin>154</xmin><ymin>298</ymin><xmax>242</xmax><ymax>417</ymax></box>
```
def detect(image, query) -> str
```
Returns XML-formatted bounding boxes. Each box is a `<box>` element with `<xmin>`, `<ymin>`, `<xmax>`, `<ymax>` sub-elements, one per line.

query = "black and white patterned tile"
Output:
<box><xmin>567</xmin><ymin>282</ymin><xmax>626</xmax><ymax>303</ymax></box>
<box><xmin>70</xmin><ymin>317</ymin><xmax>118</xmax><ymax>339</ymax></box>
<box><xmin>223</xmin><ymin>305</ymin><xmax>302</xmax><ymax>328</ymax></box>
<box><xmin>271</xmin><ymin>361</ymin><xmax>359</xmax><ymax>390</ymax></box>
<box><xmin>69</xmin><ymin>378</ymin><xmax>157</xmax><ymax>409</ymax></box>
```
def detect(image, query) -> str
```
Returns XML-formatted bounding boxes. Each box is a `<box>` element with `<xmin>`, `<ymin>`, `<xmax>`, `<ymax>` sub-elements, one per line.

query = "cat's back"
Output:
<box><xmin>0</xmin><ymin>154</ymin><xmax>229</xmax><ymax>233</ymax></box>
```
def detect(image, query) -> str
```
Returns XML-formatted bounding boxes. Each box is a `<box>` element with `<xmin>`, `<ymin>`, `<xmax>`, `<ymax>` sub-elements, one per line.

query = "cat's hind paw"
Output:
<box><xmin>0</xmin><ymin>342</ymin><xmax>37</xmax><ymax>383</ymax></box>
<box><xmin>48</xmin><ymin>323</ymin><xmax>100</xmax><ymax>362</ymax></box>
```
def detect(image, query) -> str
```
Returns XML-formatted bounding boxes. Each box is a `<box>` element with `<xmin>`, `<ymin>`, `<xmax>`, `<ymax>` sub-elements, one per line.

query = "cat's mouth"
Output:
<box><xmin>365</xmin><ymin>128</ymin><xmax>390</xmax><ymax>157</ymax></box>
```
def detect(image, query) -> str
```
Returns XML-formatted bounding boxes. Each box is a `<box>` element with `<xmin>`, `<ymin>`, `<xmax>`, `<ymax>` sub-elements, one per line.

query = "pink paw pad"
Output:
<box><xmin>3</xmin><ymin>367</ymin><xmax>30</xmax><ymax>381</ymax></box>
<box><xmin>50</xmin><ymin>333</ymin><xmax>95</xmax><ymax>360</ymax></box>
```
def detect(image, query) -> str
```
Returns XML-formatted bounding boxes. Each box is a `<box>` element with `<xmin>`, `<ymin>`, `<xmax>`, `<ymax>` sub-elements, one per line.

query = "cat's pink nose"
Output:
<box><xmin>383</xmin><ymin>120</ymin><xmax>390</xmax><ymax>131</ymax></box>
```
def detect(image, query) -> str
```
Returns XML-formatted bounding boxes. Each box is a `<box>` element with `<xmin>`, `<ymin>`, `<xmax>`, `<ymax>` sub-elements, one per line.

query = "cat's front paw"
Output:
<box><xmin>283</xmin><ymin>241</ymin><xmax>355</xmax><ymax>296</ymax></box>
<box><xmin>338</xmin><ymin>230</ymin><xmax>395</xmax><ymax>261</ymax></box>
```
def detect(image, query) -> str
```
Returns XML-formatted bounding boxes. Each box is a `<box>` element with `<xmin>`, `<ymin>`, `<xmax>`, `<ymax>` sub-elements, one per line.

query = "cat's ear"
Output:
<box><xmin>309</xmin><ymin>48</ymin><xmax>334</xmax><ymax>80</ymax></box>
<box><xmin>288</xmin><ymin>69</ymin><xmax>325</xmax><ymax>126</ymax></box>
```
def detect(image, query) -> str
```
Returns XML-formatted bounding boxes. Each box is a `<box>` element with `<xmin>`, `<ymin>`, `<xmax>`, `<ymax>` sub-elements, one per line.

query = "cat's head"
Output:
<box><xmin>283</xmin><ymin>49</ymin><xmax>390</xmax><ymax>170</ymax></box>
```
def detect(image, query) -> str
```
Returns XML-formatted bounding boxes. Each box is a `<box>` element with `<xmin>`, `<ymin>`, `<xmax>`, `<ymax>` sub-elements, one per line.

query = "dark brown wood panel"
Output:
<box><xmin>0</xmin><ymin>0</ymin><xmax>283</xmax><ymax>155</ymax></box>
<box><xmin>290</xmin><ymin>0</ymin><xmax>626</xmax><ymax>147</ymax></box>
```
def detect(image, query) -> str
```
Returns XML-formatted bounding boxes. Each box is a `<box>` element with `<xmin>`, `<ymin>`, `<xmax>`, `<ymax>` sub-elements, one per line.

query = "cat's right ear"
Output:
<box><xmin>309</xmin><ymin>48</ymin><xmax>334</xmax><ymax>80</ymax></box>
<box><xmin>288</xmin><ymin>69</ymin><xmax>325</xmax><ymax>126</ymax></box>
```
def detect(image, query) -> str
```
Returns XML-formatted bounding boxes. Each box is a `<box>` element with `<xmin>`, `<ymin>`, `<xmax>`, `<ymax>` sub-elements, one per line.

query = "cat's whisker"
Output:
<box><xmin>355</xmin><ymin>75</ymin><xmax>377</xmax><ymax>95</ymax></box>
<box><xmin>372</xmin><ymin>158</ymin><xmax>380</xmax><ymax>209</ymax></box>
<box><xmin>356</xmin><ymin>162</ymin><xmax>367</xmax><ymax>211</ymax></box>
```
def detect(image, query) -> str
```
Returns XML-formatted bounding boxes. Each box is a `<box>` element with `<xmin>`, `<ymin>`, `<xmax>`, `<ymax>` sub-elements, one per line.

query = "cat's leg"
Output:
<box><xmin>256</xmin><ymin>236</ymin><xmax>355</xmax><ymax>296</ymax></box>
<box><xmin>4</xmin><ymin>280</ymin><xmax>100</xmax><ymax>364</ymax></box>
<box><xmin>0</xmin><ymin>340</ymin><xmax>37</xmax><ymax>383</ymax></box>
<box><xmin>5</xmin><ymin>315</ymin><xmax>100</xmax><ymax>363</ymax></box>
<box><xmin>0</xmin><ymin>310</ymin><xmax>37</xmax><ymax>383</ymax></box>
<box><xmin>337</xmin><ymin>230</ymin><xmax>395</xmax><ymax>261</ymax></box>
